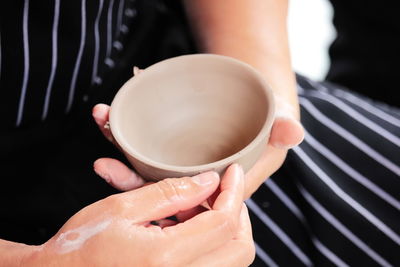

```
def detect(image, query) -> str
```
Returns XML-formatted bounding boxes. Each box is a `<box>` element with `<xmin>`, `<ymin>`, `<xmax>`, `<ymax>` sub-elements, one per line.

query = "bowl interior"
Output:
<box><xmin>111</xmin><ymin>55</ymin><xmax>271</xmax><ymax>167</ymax></box>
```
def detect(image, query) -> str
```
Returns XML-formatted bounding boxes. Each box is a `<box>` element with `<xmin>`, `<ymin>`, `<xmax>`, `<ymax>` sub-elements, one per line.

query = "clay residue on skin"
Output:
<box><xmin>65</xmin><ymin>232</ymin><xmax>80</xmax><ymax>241</ymax></box>
<box><xmin>55</xmin><ymin>219</ymin><xmax>111</xmax><ymax>254</ymax></box>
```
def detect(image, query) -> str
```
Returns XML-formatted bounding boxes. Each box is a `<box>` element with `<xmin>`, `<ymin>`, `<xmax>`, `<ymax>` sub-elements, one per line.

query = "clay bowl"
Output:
<box><xmin>109</xmin><ymin>54</ymin><xmax>275</xmax><ymax>181</ymax></box>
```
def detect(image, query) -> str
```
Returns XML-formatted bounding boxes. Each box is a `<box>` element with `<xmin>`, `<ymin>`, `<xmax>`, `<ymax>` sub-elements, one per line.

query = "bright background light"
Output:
<box><xmin>287</xmin><ymin>0</ymin><xmax>336</xmax><ymax>81</ymax></box>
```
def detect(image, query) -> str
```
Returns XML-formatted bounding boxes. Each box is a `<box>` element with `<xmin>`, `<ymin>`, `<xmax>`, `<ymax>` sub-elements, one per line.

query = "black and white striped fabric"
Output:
<box><xmin>0</xmin><ymin>0</ymin><xmax>138</xmax><ymax>128</ymax></box>
<box><xmin>250</xmin><ymin>76</ymin><xmax>400</xmax><ymax>266</ymax></box>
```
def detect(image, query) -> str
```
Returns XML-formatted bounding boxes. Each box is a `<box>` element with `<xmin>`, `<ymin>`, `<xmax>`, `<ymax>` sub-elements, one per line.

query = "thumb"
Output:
<box><xmin>94</xmin><ymin>158</ymin><xmax>146</xmax><ymax>191</ymax></box>
<box><xmin>269</xmin><ymin>95</ymin><xmax>304</xmax><ymax>149</ymax></box>
<box><xmin>121</xmin><ymin>172</ymin><xmax>220</xmax><ymax>222</ymax></box>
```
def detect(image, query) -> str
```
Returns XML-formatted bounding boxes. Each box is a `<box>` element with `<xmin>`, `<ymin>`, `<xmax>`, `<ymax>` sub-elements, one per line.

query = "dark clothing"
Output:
<box><xmin>251</xmin><ymin>76</ymin><xmax>400</xmax><ymax>266</ymax></box>
<box><xmin>0</xmin><ymin>0</ymin><xmax>138</xmax><ymax>128</ymax></box>
<box><xmin>326</xmin><ymin>0</ymin><xmax>400</xmax><ymax>107</ymax></box>
<box><xmin>0</xmin><ymin>108</ymin><xmax>120</xmax><ymax>244</ymax></box>
<box><xmin>0</xmin><ymin>0</ymin><xmax>195</xmax><ymax>130</ymax></box>
<box><xmin>0</xmin><ymin>0</ymin><xmax>195</xmax><ymax>244</ymax></box>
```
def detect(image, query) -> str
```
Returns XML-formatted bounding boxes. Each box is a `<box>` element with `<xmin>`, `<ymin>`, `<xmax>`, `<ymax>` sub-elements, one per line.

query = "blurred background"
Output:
<box><xmin>287</xmin><ymin>0</ymin><xmax>336</xmax><ymax>81</ymax></box>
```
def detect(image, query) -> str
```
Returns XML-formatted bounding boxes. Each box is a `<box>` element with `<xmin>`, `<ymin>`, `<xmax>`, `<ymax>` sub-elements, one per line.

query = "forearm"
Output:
<box><xmin>0</xmin><ymin>239</ymin><xmax>37</xmax><ymax>266</ymax></box>
<box><xmin>183</xmin><ymin>0</ymin><xmax>299</xmax><ymax>118</ymax></box>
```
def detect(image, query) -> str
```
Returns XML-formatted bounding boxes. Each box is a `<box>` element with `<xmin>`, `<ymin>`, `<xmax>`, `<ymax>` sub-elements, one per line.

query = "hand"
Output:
<box><xmin>22</xmin><ymin>165</ymin><xmax>255</xmax><ymax>267</ymax></box>
<box><xmin>92</xmin><ymin>92</ymin><xmax>303</xmax><ymax>198</ymax></box>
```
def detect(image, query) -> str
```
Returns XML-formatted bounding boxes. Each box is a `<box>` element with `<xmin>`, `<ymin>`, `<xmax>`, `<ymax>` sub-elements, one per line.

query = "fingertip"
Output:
<box><xmin>191</xmin><ymin>171</ymin><xmax>220</xmax><ymax>186</ymax></box>
<box><xmin>224</xmin><ymin>164</ymin><xmax>244</xmax><ymax>185</ymax></box>
<box><xmin>211</xmin><ymin>163</ymin><xmax>245</xmax><ymax>211</ymax></box>
<box><xmin>93</xmin><ymin>157</ymin><xmax>109</xmax><ymax>172</ymax></box>
<box><xmin>269</xmin><ymin>117</ymin><xmax>305</xmax><ymax>149</ymax></box>
<box><xmin>93</xmin><ymin>158</ymin><xmax>145</xmax><ymax>191</ymax></box>
<box><xmin>133</xmin><ymin>66</ymin><xmax>142</xmax><ymax>76</ymax></box>
<box><xmin>234</xmin><ymin>163</ymin><xmax>244</xmax><ymax>177</ymax></box>
<box><xmin>93</xmin><ymin>158</ymin><xmax>111</xmax><ymax>183</ymax></box>
<box><xmin>92</xmin><ymin>103</ymin><xmax>110</xmax><ymax>121</ymax></box>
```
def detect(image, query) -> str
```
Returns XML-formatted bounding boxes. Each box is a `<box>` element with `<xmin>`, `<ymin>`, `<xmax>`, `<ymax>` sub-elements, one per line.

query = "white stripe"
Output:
<box><xmin>305</xmin><ymin>89</ymin><xmax>400</xmax><ymax>147</ymax></box>
<box><xmin>304</xmin><ymin>131</ymin><xmax>400</xmax><ymax>210</ymax></box>
<box><xmin>254</xmin><ymin>242</ymin><xmax>279</xmax><ymax>267</ymax></box>
<box><xmin>306</xmin><ymin>78</ymin><xmax>400</xmax><ymax>127</ymax></box>
<box><xmin>293</xmin><ymin>146</ymin><xmax>400</xmax><ymax>246</ymax></box>
<box><xmin>265</xmin><ymin>180</ymin><xmax>349</xmax><ymax>266</ymax></box>
<box><xmin>246</xmin><ymin>199</ymin><xmax>313</xmax><ymax>266</ymax></box>
<box><xmin>66</xmin><ymin>0</ymin><xmax>86</xmax><ymax>113</ymax></box>
<box><xmin>265</xmin><ymin>179</ymin><xmax>306</xmax><ymax>223</ymax></box>
<box><xmin>116</xmin><ymin>0</ymin><xmax>125</xmax><ymax>37</ymax></box>
<box><xmin>106</xmin><ymin>0</ymin><xmax>115</xmax><ymax>59</ymax></box>
<box><xmin>16</xmin><ymin>0</ymin><xmax>30</xmax><ymax>126</ymax></box>
<box><xmin>91</xmin><ymin>0</ymin><xmax>104</xmax><ymax>84</ymax></box>
<box><xmin>298</xmin><ymin>184</ymin><xmax>392</xmax><ymax>267</ymax></box>
<box><xmin>311</xmin><ymin>237</ymin><xmax>349</xmax><ymax>267</ymax></box>
<box><xmin>299</xmin><ymin>97</ymin><xmax>400</xmax><ymax>175</ymax></box>
<box><xmin>42</xmin><ymin>0</ymin><xmax>60</xmax><ymax>120</ymax></box>
<box><xmin>334</xmin><ymin>89</ymin><xmax>400</xmax><ymax>127</ymax></box>
<box><xmin>297</xmin><ymin>84</ymin><xmax>305</xmax><ymax>94</ymax></box>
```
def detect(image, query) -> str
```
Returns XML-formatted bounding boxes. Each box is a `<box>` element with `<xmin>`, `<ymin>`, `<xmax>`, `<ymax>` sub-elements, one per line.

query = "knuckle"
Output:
<box><xmin>155</xmin><ymin>178</ymin><xmax>186</xmax><ymax>203</ymax></box>
<box><xmin>215</xmin><ymin>211</ymin><xmax>239</xmax><ymax>239</ymax></box>
<box><xmin>105</xmin><ymin>195</ymin><xmax>128</xmax><ymax>212</ymax></box>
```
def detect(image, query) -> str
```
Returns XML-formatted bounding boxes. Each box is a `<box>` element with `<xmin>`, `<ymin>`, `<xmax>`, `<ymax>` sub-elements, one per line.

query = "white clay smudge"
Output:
<box><xmin>55</xmin><ymin>219</ymin><xmax>111</xmax><ymax>254</ymax></box>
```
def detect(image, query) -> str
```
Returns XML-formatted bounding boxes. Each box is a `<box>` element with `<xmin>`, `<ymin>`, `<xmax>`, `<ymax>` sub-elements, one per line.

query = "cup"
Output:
<box><xmin>109</xmin><ymin>54</ymin><xmax>275</xmax><ymax>180</ymax></box>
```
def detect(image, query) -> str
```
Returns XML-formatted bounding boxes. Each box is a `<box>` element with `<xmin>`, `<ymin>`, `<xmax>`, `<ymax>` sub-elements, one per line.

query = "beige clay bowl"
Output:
<box><xmin>109</xmin><ymin>54</ymin><xmax>275</xmax><ymax>181</ymax></box>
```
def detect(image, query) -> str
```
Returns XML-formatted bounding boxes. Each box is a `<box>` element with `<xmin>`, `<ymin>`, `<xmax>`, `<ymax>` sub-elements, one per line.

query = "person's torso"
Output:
<box><xmin>0</xmin><ymin>0</ymin><xmax>143</xmax><ymax>129</ymax></box>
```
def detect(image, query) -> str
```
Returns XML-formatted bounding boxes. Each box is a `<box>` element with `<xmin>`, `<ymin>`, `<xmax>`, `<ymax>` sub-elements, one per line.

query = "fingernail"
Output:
<box><xmin>272</xmin><ymin>142</ymin><xmax>295</xmax><ymax>150</ymax></box>
<box><xmin>236</xmin><ymin>164</ymin><xmax>245</xmax><ymax>178</ymax></box>
<box><xmin>272</xmin><ymin>137</ymin><xmax>305</xmax><ymax>150</ymax></box>
<box><xmin>271</xmin><ymin>122</ymin><xmax>305</xmax><ymax>150</ymax></box>
<box><xmin>133</xmin><ymin>66</ymin><xmax>141</xmax><ymax>76</ymax></box>
<box><xmin>92</xmin><ymin>109</ymin><xmax>101</xmax><ymax>120</ymax></box>
<box><xmin>191</xmin><ymin>171</ymin><xmax>219</xmax><ymax>186</ymax></box>
<box><xmin>94</xmin><ymin>167</ymin><xmax>111</xmax><ymax>183</ymax></box>
<box><xmin>274</xmin><ymin>110</ymin><xmax>297</xmax><ymax>121</ymax></box>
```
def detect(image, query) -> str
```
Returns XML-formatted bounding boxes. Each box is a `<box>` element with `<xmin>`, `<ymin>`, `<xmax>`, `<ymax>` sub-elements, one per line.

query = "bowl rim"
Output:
<box><xmin>109</xmin><ymin>53</ymin><xmax>275</xmax><ymax>173</ymax></box>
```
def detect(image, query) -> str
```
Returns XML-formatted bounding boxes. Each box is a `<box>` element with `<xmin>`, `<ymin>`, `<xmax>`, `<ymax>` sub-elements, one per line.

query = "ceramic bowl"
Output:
<box><xmin>109</xmin><ymin>54</ymin><xmax>275</xmax><ymax>180</ymax></box>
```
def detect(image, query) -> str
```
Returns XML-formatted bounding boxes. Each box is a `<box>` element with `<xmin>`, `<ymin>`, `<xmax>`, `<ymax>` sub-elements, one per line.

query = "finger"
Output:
<box><xmin>92</xmin><ymin>104</ymin><xmax>115</xmax><ymax>143</ymax></box>
<box><xmin>234</xmin><ymin>204</ymin><xmax>253</xmax><ymax>243</ymax></box>
<box><xmin>175</xmin><ymin>205</ymin><xmax>209</xmax><ymax>222</ymax></box>
<box><xmin>189</xmin><ymin>204</ymin><xmax>255</xmax><ymax>267</ymax></box>
<box><xmin>269</xmin><ymin>116</ymin><xmax>304</xmax><ymax>149</ymax></box>
<box><xmin>212</xmin><ymin>164</ymin><xmax>245</xmax><ymax>215</ymax></box>
<box><xmin>269</xmin><ymin>95</ymin><xmax>304</xmax><ymax>149</ymax></box>
<box><xmin>133</xmin><ymin>66</ymin><xmax>143</xmax><ymax>76</ymax></box>
<box><xmin>158</xmin><ymin>164</ymin><xmax>245</xmax><ymax>262</ymax></box>
<box><xmin>94</xmin><ymin>158</ymin><xmax>145</xmax><ymax>191</ymax></box>
<box><xmin>177</xmin><ymin>164</ymin><xmax>243</xmax><ymax>221</ymax></box>
<box><xmin>244</xmin><ymin>144</ymin><xmax>287</xmax><ymax>199</ymax></box>
<box><xmin>120</xmin><ymin>172</ymin><xmax>220</xmax><ymax>222</ymax></box>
